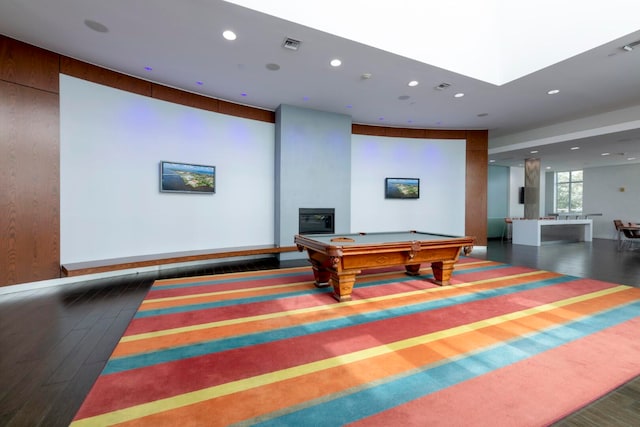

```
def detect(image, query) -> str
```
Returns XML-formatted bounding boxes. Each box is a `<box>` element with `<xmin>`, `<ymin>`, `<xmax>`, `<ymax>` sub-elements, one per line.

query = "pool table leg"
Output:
<box><xmin>330</xmin><ymin>270</ymin><xmax>359</xmax><ymax>302</ymax></box>
<box><xmin>308</xmin><ymin>259</ymin><xmax>331</xmax><ymax>287</ymax></box>
<box><xmin>430</xmin><ymin>260</ymin><xmax>456</xmax><ymax>285</ymax></box>
<box><xmin>404</xmin><ymin>264</ymin><xmax>422</xmax><ymax>276</ymax></box>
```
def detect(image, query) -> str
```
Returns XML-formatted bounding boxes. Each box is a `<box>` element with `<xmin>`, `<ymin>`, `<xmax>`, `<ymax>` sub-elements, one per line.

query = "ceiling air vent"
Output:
<box><xmin>282</xmin><ymin>37</ymin><xmax>301</xmax><ymax>51</ymax></box>
<box><xmin>434</xmin><ymin>83</ymin><xmax>451</xmax><ymax>91</ymax></box>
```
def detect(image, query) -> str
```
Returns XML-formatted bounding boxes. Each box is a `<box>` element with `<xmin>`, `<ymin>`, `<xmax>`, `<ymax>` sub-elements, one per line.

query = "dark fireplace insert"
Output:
<box><xmin>299</xmin><ymin>208</ymin><xmax>335</xmax><ymax>235</ymax></box>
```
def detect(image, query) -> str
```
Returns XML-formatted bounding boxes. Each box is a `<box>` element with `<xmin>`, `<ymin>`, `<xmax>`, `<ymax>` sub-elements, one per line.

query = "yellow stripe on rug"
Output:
<box><xmin>120</xmin><ymin>270</ymin><xmax>549</xmax><ymax>344</ymax></box>
<box><xmin>70</xmin><ymin>285</ymin><xmax>631</xmax><ymax>426</ymax></box>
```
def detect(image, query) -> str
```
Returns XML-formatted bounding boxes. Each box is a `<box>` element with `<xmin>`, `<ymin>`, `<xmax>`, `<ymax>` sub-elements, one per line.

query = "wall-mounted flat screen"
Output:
<box><xmin>160</xmin><ymin>161</ymin><xmax>215</xmax><ymax>194</ymax></box>
<box><xmin>385</xmin><ymin>177</ymin><xmax>420</xmax><ymax>199</ymax></box>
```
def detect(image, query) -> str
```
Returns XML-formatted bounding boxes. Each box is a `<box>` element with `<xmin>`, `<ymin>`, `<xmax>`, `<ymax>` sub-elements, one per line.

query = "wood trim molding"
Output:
<box><xmin>0</xmin><ymin>35</ymin><xmax>59</xmax><ymax>93</ymax></box>
<box><xmin>352</xmin><ymin>124</ymin><xmax>467</xmax><ymax>140</ymax></box>
<box><xmin>60</xmin><ymin>56</ymin><xmax>153</xmax><ymax>97</ymax></box>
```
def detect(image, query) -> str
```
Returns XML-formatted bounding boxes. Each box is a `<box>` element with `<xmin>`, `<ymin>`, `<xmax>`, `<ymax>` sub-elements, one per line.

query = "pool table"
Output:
<box><xmin>294</xmin><ymin>231</ymin><xmax>475</xmax><ymax>302</ymax></box>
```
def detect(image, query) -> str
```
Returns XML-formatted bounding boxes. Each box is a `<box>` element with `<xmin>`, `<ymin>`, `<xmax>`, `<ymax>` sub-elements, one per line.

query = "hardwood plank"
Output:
<box><xmin>0</xmin><ymin>241</ymin><xmax>638</xmax><ymax>426</ymax></box>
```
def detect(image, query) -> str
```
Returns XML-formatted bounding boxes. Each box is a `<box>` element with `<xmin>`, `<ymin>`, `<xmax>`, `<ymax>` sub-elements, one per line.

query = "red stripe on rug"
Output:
<box><xmin>124</xmin><ymin>264</ymin><xmax>537</xmax><ymax>336</ymax></box>
<box><xmin>81</xmin><ymin>289</ymin><xmax>640</xmax><ymax>426</ymax></box>
<box><xmin>143</xmin><ymin>272</ymin><xmax>315</xmax><ymax>300</ymax></box>
<box><xmin>352</xmin><ymin>315</ymin><xmax>640</xmax><ymax>427</ymax></box>
<box><xmin>114</xmin><ymin>270</ymin><xmax>561</xmax><ymax>357</ymax></box>
<box><xmin>73</xmin><ymin>279</ymin><xmax>627</xmax><ymax>419</ymax></box>
<box><xmin>150</xmin><ymin>267</ymin><xmax>312</xmax><ymax>286</ymax></box>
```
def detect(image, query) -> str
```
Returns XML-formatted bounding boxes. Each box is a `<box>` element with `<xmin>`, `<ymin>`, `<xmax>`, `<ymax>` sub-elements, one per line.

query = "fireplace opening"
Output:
<box><xmin>299</xmin><ymin>208</ymin><xmax>335</xmax><ymax>235</ymax></box>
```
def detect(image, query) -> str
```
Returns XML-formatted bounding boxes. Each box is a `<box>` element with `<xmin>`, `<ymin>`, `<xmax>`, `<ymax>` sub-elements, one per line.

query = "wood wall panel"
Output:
<box><xmin>352</xmin><ymin>124</ymin><xmax>489</xmax><ymax>245</ymax></box>
<box><xmin>0</xmin><ymin>34</ymin><xmax>489</xmax><ymax>287</ymax></box>
<box><xmin>218</xmin><ymin>100</ymin><xmax>275</xmax><ymax>123</ymax></box>
<box><xmin>0</xmin><ymin>80</ymin><xmax>60</xmax><ymax>285</ymax></box>
<box><xmin>60</xmin><ymin>57</ymin><xmax>152</xmax><ymax>97</ymax></box>
<box><xmin>152</xmin><ymin>84</ymin><xmax>220</xmax><ymax>112</ymax></box>
<box><xmin>465</xmin><ymin>130</ymin><xmax>488</xmax><ymax>245</ymax></box>
<box><xmin>0</xmin><ymin>36</ymin><xmax>59</xmax><ymax>93</ymax></box>
<box><xmin>352</xmin><ymin>124</ymin><xmax>467</xmax><ymax>140</ymax></box>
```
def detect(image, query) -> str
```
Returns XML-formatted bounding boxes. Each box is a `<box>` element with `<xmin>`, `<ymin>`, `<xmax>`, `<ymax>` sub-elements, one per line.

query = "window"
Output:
<box><xmin>555</xmin><ymin>170</ymin><xmax>583</xmax><ymax>213</ymax></box>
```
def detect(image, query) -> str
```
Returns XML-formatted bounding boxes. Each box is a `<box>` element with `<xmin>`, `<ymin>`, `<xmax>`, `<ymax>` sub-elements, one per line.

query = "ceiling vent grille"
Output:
<box><xmin>282</xmin><ymin>37</ymin><xmax>301</xmax><ymax>51</ymax></box>
<box><xmin>434</xmin><ymin>83</ymin><xmax>451</xmax><ymax>91</ymax></box>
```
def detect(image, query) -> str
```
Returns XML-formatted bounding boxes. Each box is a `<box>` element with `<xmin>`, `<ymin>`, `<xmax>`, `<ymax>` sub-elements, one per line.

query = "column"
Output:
<box><xmin>524</xmin><ymin>158</ymin><xmax>540</xmax><ymax>219</ymax></box>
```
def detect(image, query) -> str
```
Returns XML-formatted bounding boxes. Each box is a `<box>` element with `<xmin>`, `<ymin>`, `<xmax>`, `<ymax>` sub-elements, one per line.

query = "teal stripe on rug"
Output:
<box><xmin>105</xmin><ymin>275</ymin><xmax>576</xmax><ymax>374</ymax></box>
<box><xmin>251</xmin><ymin>300</ymin><xmax>640</xmax><ymax>426</ymax></box>
<box><xmin>148</xmin><ymin>270</ymin><xmax>314</xmax><ymax>292</ymax></box>
<box><xmin>135</xmin><ymin>264</ymin><xmax>526</xmax><ymax>319</ymax></box>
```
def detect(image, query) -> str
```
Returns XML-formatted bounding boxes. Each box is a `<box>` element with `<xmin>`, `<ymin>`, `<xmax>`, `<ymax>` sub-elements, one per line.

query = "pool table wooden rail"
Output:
<box><xmin>295</xmin><ymin>232</ymin><xmax>475</xmax><ymax>302</ymax></box>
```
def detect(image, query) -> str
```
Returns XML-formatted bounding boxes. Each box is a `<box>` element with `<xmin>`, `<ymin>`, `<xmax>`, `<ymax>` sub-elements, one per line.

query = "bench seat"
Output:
<box><xmin>60</xmin><ymin>245</ymin><xmax>298</xmax><ymax>277</ymax></box>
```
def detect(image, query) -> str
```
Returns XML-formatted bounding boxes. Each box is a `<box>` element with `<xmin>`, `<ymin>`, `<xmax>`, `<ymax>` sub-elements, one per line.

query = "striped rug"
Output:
<box><xmin>71</xmin><ymin>258</ymin><xmax>640</xmax><ymax>426</ymax></box>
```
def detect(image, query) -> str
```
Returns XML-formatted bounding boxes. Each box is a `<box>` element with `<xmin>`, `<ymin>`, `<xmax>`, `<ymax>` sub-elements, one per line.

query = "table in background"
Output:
<box><xmin>512</xmin><ymin>219</ymin><xmax>593</xmax><ymax>246</ymax></box>
<box><xmin>294</xmin><ymin>231</ymin><xmax>475</xmax><ymax>302</ymax></box>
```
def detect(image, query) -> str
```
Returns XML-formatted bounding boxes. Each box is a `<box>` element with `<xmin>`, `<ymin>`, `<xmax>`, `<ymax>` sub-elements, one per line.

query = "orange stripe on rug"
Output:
<box><xmin>70</xmin><ymin>285</ymin><xmax>636</xmax><ymax>426</ymax></box>
<box><xmin>111</xmin><ymin>270</ymin><xmax>558</xmax><ymax>358</ymax></box>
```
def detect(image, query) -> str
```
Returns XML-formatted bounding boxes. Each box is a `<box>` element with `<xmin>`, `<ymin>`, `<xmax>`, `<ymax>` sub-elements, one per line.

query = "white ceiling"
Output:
<box><xmin>1</xmin><ymin>0</ymin><xmax>640</xmax><ymax>171</ymax></box>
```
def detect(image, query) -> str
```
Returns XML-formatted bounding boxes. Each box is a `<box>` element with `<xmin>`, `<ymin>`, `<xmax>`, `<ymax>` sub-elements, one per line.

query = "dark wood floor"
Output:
<box><xmin>0</xmin><ymin>239</ymin><xmax>638</xmax><ymax>426</ymax></box>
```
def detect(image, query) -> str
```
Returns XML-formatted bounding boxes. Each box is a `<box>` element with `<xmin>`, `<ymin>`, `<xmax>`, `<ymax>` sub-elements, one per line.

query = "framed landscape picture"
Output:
<box><xmin>385</xmin><ymin>177</ymin><xmax>420</xmax><ymax>199</ymax></box>
<box><xmin>160</xmin><ymin>161</ymin><xmax>215</xmax><ymax>194</ymax></box>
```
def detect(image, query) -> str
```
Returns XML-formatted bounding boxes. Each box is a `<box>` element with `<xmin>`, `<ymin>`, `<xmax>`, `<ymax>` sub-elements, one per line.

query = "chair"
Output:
<box><xmin>614</xmin><ymin>220</ymin><xmax>640</xmax><ymax>250</ymax></box>
<box><xmin>502</xmin><ymin>218</ymin><xmax>513</xmax><ymax>242</ymax></box>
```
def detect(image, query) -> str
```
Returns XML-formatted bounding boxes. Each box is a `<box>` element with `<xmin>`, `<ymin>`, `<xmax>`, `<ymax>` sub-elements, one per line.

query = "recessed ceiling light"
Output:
<box><xmin>546</xmin><ymin>166</ymin><xmax>551</xmax><ymax>169</ymax></box>
<box><xmin>489</xmin><ymin>159</ymin><xmax>496</xmax><ymax>163</ymax></box>
<box><xmin>601</xmin><ymin>152</ymin><xmax>610</xmax><ymax>156</ymax></box>
<box><xmin>222</xmin><ymin>30</ymin><xmax>237</xmax><ymax>40</ymax></box>
<box><xmin>265</xmin><ymin>63</ymin><xmax>280</xmax><ymax>71</ymax></box>
<box><xmin>241</xmin><ymin>93</ymin><xmax>247</xmax><ymax>97</ymax></box>
<box><xmin>144</xmin><ymin>66</ymin><xmax>153</xmax><ymax>71</ymax></box>
<box><xmin>408</xmin><ymin>80</ymin><xmax>419</xmax><ymax>87</ymax></box>
<box><xmin>346</xmin><ymin>105</ymin><xmax>352</xmax><ymax>109</ymax></box>
<box><xmin>196</xmin><ymin>81</ymin><xmax>203</xmax><ymax>85</ymax></box>
<box><xmin>330</xmin><ymin>59</ymin><xmax>342</xmax><ymax>67</ymax></box>
<box><xmin>547</xmin><ymin>89</ymin><xmax>560</xmax><ymax>95</ymax></box>
<box><xmin>454</xmin><ymin>92</ymin><xmax>464</xmax><ymax>98</ymax></box>
<box><xmin>628</xmin><ymin>157</ymin><xmax>637</xmax><ymax>160</ymax></box>
<box><xmin>570</xmin><ymin>146</ymin><xmax>580</xmax><ymax>150</ymax></box>
<box><xmin>530</xmin><ymin>150</ymin><xmax>538</xmax><ymax>154</ymax></box>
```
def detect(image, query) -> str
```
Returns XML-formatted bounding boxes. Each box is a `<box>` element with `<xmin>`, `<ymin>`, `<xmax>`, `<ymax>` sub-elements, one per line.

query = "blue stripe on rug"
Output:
<box><xmin>104</xmin><ymin>275</ymin><xmax>576</xmax><ymax>374</ymax></box>
<box><xmin>135</xmin><ymin>264</ymin><xmax>530</xmax><ymax>319</ymax></box>
<box><xmin>148</xmin><ymin>270</ymin><xmax>314</xmax><ymax>292</ymax></box>
<box><xmin>253</xmin><ymin>299</ymin><xmax>640</xmax><ymax>426</ymax></box>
